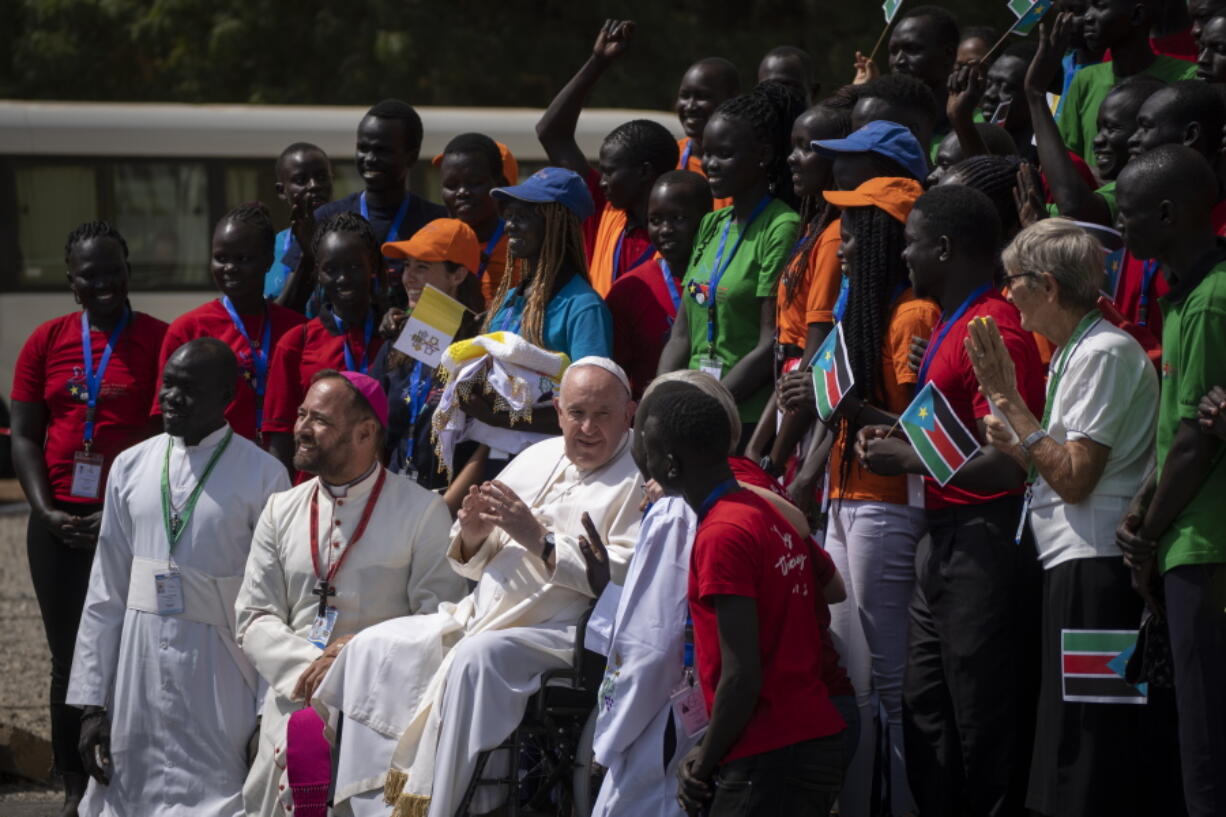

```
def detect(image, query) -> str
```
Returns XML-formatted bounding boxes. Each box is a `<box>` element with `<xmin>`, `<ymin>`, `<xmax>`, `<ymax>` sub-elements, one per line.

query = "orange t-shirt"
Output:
<box><xmin>776</xmin><ymin>221</ymin><xmax>842</xmax><ymax>348</ymax></box>
<box><xmin>829</xmin><ymin>291</ymin><xmax>941</xmax><ymax>505</ymax></box>
<box><xmin>804</xmin><ymin>219</ymin><xmax>844</xmax><ymax>327</ymax></box>
<box><xmin>678</xmin><ymin>137</ymin><xmax>732</xmax><ymax>210</ymax></box>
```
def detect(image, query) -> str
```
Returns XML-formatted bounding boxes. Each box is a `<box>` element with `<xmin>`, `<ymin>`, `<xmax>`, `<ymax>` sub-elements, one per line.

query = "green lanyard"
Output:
<box><xmin>1029</xmin><ymin>311</ymin><xmax>1100</xmax><ymax>482</ymax></box>
<box><xmin>161</xmin><ymin>428</ymin><xmax>234</xmax><ymax>552</ymax></box>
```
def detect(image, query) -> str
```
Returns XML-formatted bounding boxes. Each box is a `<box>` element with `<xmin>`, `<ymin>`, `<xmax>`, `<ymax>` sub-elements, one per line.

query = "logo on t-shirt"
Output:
<box><xmin>1162</xmin><ymin>361</ymin><xmax>1175</xmax><ymax>380</ymax></box>
<box><xmin>770</xmin><ymin>524</ymin><xmax>810</xmax><ymax>596</ymax></box>
<box><xmin>65</xmin><ymin>366</ymin><xmax>88</xmax><ymax>402</ymax></box>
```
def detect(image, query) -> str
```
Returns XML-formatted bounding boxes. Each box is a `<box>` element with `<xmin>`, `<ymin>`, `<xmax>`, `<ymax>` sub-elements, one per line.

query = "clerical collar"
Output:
<box><xmin>170</xmin><ymin>423</ymin><xmax>230</xmax><ymax>451</ymax></box>
<box><xmin>322</xmin><ymin>460</ymin><xmax>379</xmax><ymax>498</ymax></box>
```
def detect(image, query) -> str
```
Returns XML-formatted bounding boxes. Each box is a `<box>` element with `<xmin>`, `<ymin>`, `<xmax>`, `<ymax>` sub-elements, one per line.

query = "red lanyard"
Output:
<box><xmin>309</xmin><ymin>466</ymin><xmax>387</xmax><ymax>596</ymax></box>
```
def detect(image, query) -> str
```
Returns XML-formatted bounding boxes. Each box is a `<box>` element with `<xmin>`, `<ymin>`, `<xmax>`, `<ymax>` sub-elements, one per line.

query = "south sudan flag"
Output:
<box><xmin>812</xmin><ymin>324</ymin><xmax>855</xmax><ymax>423</ymax></box>
<box><xmin>899</xmin><ymin>382</ymin><xmax>980</xmax><ymax>485</ymax></box>
<box><xmin>1062</xmin><ymin>629</ymin><xmax>1147</xmax><ymax>704</ymax></box>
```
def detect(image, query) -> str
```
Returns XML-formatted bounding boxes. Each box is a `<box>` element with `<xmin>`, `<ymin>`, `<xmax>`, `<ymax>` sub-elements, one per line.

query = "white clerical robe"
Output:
<box><xmin>236</xmin><ymin>465</ymin><xmax>464</xmax><ymax>817</ymax></box>
<box><xmin>66</xmin><ymin>425</ymin><xmax>290</xmax><ymax>817</ymax></box>
<box><xmin>314</xmin><ymin>433</ymin><xmax>642</xmax><ymax>817</ymax></box>
<box><xmin>592</xmin><ymin>495</ymin><xmax>698</xmax><ymax>817</ymax></box>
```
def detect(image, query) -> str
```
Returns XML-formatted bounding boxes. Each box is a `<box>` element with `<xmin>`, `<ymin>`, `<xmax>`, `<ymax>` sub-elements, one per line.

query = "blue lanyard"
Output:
<box><xmin>612</xmin><ymin>226</ymin><xmax>654</xmax><ymax>283</ymax></box>
<box><xmin>331</xmin><ymin>311</ymin><xmax>374</xmax><ymax>374</ymax></box>
<box><xmin>80</xmin><ymin>308</ymin><xmax>131</xmax><ymax>448</ymax></box>
<box><xmin>477</xmin><ymin>220</ymin><xmax>506</xmax><ymax>280</ymax></box>
<box><xmin>278</xmin><ymin>231</ymin><xmax>295</xmax><ymax>272</ymax></box>
<box><xmin>1139</xmin><ymin>260</ymin><xmax>1161</xmax><ymax>327</ymax></box>
<box><xmin>402</xmin><ymin>361</ymin><xmax>431</xmax><ymax>464</ymax></box>
<box><xmin>492</xmin><ymin>291</ymin><xmax>523</xmax><ymax>334</ymax></box>
<box><xmin>704</xmin><ymin>196</ymin><xmax>772</xmax><ymax>344</ymax></box>
<box><xmin>833</xmin><ymin>275</ymin><xmax>850</xmax><ymax>322</ymax></box>
<box><xmin>360</xmin><ymin>191</ymin><xmax>412</xmax><ymax>244</ymax></box>
<box><xmin>659</xmin><ymin>259</ymin><xmax>682</xmax><ymax>317</ymax></box>
<box><xmin>679</xmin><ymin>139</ymin><xmax>693</xmax><ymax>169</ymax></box>
<box><xmin>698</xmin><ymin>477</ymin><xmax>740</xmax><ymax>520</ymax></box>
<box><xmin>221</xmin><ymin>296</ymin><xmax>272</xmax><ymax>433</ymax></box>
<box><xmin>917</xmin><ymin>283</ymin><xmax>992</xmax><ymax>385</ymax></box>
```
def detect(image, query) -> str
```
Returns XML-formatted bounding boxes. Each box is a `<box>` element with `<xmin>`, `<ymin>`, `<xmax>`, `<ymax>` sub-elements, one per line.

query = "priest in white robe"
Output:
<box><xmin>312</xmin><ymin>357</ymin><xmax>643</xmax><ymax>817</ymax></box>
<box><xmin>235</xmin><ymin>369</ymin><xmax>464</xmax><ymax>817</ymax></box>
<box><xmin>67</xmin><ymin>339</ymin><xmax>291</xmax><ymax>817</ymax></box>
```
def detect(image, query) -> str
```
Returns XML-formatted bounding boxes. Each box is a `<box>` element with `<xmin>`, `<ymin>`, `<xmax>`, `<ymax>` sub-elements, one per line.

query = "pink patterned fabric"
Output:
<box><xmin>286</xmin><ymin>708</ymin><xmax>331</xmax><ymax>816</ymax></box>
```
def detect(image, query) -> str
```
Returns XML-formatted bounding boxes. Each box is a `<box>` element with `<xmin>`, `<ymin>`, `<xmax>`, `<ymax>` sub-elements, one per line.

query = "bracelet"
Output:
<box><xmin>1020</xmin><ymin>429</ymin><xmax>1048</xmax><ymax>452</ymax></box>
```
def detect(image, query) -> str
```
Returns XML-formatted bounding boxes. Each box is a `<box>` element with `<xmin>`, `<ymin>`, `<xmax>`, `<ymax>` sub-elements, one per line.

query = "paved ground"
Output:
<box><xmin>1</xmin><ymin>500</ymin><xmax>64</xmax><ymax>812</ymax></box>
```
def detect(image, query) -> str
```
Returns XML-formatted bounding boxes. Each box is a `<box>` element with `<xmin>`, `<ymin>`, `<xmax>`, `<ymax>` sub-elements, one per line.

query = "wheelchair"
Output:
<box><xmin>455</xmin><ymin>609</ymin><xmax>606</xmax><ymax>817</ymax></box>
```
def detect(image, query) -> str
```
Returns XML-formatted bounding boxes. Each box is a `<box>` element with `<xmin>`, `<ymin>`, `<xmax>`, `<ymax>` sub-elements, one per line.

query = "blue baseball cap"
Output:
<box><xmin>811</xmin><ymin>120</ymin><xmax>929</xmax><ymax>182</ymax></box>
<box><xmin>491</xmin><ymin>166</ymin><xmax>594</xmax><ymax>222</ymax></box>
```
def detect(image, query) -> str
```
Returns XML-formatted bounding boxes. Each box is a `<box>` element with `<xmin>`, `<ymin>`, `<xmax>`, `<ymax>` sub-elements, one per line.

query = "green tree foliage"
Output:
<box><xmin>1</xmin><ymin>1</ymin><xmax>1019</xmax><ymax>108</ymax></box>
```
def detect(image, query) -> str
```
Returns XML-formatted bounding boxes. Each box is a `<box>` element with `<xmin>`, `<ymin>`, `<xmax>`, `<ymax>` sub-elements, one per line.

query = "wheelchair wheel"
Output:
<box><xmin>570</xmin><ymin>707</ymin><xmax>604</xmax><ymax>817</ymax></box>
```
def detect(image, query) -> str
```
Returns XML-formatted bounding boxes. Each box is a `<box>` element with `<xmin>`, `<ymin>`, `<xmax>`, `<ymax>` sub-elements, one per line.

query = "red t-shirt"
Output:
<box><xmin>1113</xmin><ymin>251</ymin><xmax>1169</xmax><ymax>345</ymax></box>
<box><xmin>263</xmin><ymin>312</ymin><xmax>385</xmax><ymax>434</ymax></box>
<box><xmin>921</xmin><ymin>291</ymin><xmax>1044</xmax><ymax>509</ymax></box>
<box><xmin>689</xmin><ymin>489</ymin><xmax>845</xmax><ymax>762</ymax></box>
<box><xmin>726</xmin><ymin>456</ymin><xmax>854</xmax><ymax>697</ymax></box>
<box><xmin>607</xmin><ymin>258</ymin><xmax>680</xmax><ymax>398</ymax></box>
<box><xmin>153</xmin><ymin>298</ymin><xmax>306</xmax><ymax>442</ymax></box>
<box><xmin>11</xmin><ymin>311</ymin><xmax>168</xmax><ymax>506</ymax></box>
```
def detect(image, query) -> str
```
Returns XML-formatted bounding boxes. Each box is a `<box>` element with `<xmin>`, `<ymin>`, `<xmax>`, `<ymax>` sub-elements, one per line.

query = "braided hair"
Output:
<box><xmin>311</xmin><ymin>211</ymin><xmax>386</xmax><ymax>315</ymax></box>
<box><xmin>941</xmin><ymin>154</ymin><xmax>1027</xmax><ymax>238</ymax></box>
<box><xmin>603</xmin><ymin>119</ymin><xmax>681</xmax><ymax>176</ymax></box>
<box><xmin>481</xmin><ymin>202</ymin><xmax>587</xmax><ymax>348</ymax></box>
<box><xmin>840</xmin><ymin>206</ymin><xmax>909</xmax><ymax>404</ymax></box>
<box><xmin>711</xmin><ymin>84</ymin><xmax>802</xmax><ymax>210</ymax></box>
<box><xmin>220</xmin><ymin>201</ymin><xmax>276</xmax><ymax>260</ymax></box>
<box><xmin>64</xmin><ymin>220</ymin><xmax>129</xmax><ymax>264</ymax></box>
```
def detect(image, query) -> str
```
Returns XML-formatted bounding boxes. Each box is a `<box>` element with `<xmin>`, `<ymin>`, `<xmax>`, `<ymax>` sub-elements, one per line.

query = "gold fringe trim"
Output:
<box><xmin>390</xmin><ymin>792</ymin><xmax>431</xmax><ymax>817</ymax></box>
<box><xmin>383</xmin><ymin>769</ymin><xmax>408</xmax><ymax>805</ymax></box>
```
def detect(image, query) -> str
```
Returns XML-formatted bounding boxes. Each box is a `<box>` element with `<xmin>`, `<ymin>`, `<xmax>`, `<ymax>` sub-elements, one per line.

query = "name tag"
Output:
<box><xmin>70</xmin><ymin>451</ymin><xmax>104</xmax><ymax>499</ymax></box>
<box><xmin>671</xmin><ymin>673</ymin><xmax>709</xmax><ymax>738</ymax></box>
<box><xmin>307</xmin><ymin>607</ymin><xmax>339</xmax><ymax>649</ymax></box>
<box><xmin>698</xmin><ymin>357</ymin><xmax>723</xmax><ymax>381</ymax></box>
<box><xmin>154</xmin><ymin>571</ymin><xmax>185</xmax><ymax>616</ymax></box>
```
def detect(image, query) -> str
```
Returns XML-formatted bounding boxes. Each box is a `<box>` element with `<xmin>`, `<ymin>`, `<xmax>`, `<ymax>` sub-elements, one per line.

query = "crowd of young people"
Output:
<box><xmin>11</xmin><ymin>2</ymin><xmax>1226</xmax><ymax>816</ymax></box>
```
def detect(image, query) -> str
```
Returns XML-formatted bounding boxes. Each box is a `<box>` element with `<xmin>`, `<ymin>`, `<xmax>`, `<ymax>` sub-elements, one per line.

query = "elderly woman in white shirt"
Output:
<box><xmin>964</xmin><ymin>218</ymin><xmax>1158</xmax><ymax>817</ymax></box>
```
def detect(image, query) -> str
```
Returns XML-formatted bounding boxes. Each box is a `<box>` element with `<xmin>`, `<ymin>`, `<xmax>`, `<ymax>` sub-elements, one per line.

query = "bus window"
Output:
<box><xmin>112</xmin><ymin>161</ymin><xmax>210</xmax><ymax>290</ymax></box>
<box><xmin>14</xmin><ymin>163</ymin><xmax>98</xmax><ymax>288</ymax></box>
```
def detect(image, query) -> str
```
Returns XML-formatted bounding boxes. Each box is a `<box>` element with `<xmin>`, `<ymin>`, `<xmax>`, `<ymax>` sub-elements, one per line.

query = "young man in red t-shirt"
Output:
<box><xmin>635</xmin><ymin>379</ymin><xmax>846</xmax><ymax>816</ymax></box>
<box><xmin>606</xmin><ymin>170</ymin><xmax>712</xmax><ymax>398</ymax></box>
<box><xmin>857</xmin><ymin>185</ymin><xmax>1045</xmax><ymax>816</ymax></box>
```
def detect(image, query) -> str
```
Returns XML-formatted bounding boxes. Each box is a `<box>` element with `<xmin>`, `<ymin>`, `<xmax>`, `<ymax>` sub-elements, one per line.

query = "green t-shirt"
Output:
<box><xmin>682</xmin><ymin>198</ymin><xmax>800</xmax><ymax>422</ymax></box>
<box><xmin>1045</xmin><ymin>180</ymin><xmax>1118</xmax><ymax>223</ymax></box>
<box><xmin>1056</xmin><ymin>56</ymin><xmax>1198</xmax><ymax>166</ymax></box>
<box><xmin>1156</xmin><ymin>260</ymin><xmax>1226</xmax><ymax>572</ymax></box>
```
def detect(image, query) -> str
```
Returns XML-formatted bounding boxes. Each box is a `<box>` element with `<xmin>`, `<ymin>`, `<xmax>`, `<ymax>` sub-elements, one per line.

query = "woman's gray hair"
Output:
<box><xmin>1001</xmin><ymin>218</ymin><xmax>1105</xmax><ymax>311</ymax></box>
<box><xmin>642</xmin><ymin>370</ymin><xmax>740</xmax><ymax>456</ymax></box>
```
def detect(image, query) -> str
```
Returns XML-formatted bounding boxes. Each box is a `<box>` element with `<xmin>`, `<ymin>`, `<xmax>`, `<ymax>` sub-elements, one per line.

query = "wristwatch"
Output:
<box><xmin>1020</xmin><ymin>429</ymin><xmax>1049</xmax><ymax>452</ymax></box>
<box><xmin>540</xmin><ymin>532</ymin><xmax>556</xmax><ymax>563</ymax></box>
<box><xmin>759</xmin><ymin>455</ymin><xmax>783</xmax><ymax>477</ymax></box>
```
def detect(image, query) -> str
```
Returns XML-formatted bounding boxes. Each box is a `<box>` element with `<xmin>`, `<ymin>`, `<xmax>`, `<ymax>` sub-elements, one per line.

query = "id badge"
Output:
<box><xmin>70</xmin><ymin>451</ymin><xmax>104</xmax><ymax>499</ymax></box>
<box><xmin>698</xmin><ymin>357</ymin><xmax>723</xmax><ymax>381</ymax></box>
<box><xmin>307</xmin><ymin>607</ymin><xmax>339</xmax><ymax>649</ymax></box>
<box><xmin>670</xmin><ymin>672</ymin><xmax>709</xmax><ymax>738</ymax></box>
<box><xmin>154</xmin><ymin>571</ymin><xmax>185</xmax><ymax>616</ymax></box>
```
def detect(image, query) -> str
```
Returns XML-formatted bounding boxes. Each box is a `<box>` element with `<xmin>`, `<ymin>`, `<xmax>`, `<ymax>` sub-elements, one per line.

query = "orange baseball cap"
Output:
<box><xmin>823</xmin><ymin>177</ymin><xmax>924</xmax><ymax>224</ymax></box>
<box><xmin>432</xmin><ymin>141</ymin><xmax>519</xmax><ymax>185</ymax></box>
<box><xmin>382</xmin><ymin>219</ymin><xmax>481</xmax><ymax>274</ymax></box>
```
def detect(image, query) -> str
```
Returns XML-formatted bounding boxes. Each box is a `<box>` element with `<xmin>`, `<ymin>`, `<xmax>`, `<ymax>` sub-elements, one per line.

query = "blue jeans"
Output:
<box><xmin>708</xmin><ymin>734</ymin><xmax>846</xmax><ymax>817</ymax></box>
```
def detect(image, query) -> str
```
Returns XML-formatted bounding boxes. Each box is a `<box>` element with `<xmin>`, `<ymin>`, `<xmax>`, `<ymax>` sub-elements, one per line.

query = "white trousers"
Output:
<box><xmin>824</xmin><ymin>499</ymin><xmax>925</xmax><ymax>817</ymax></box>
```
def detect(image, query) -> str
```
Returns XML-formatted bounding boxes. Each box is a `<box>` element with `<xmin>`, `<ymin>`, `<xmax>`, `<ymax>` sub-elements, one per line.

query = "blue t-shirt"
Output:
<box><xmin>490</xmin><ymin>271</ymin><xmax>612</xmax><ymax>361</ymax></box>
<box><xmin>264</xmin><ymin>228</ymin><xmax>293</xmax><ymax>299</ymax></box>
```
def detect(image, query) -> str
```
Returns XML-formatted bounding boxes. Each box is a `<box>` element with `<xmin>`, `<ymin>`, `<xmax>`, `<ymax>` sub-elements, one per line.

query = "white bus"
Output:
<box><xmin>0</xmin><ymin>100</ymin><xmax>679</xmax><ymax>391</ymax></box>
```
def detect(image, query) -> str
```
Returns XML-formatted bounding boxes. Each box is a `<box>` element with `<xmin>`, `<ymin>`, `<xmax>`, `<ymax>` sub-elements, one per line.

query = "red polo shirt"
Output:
<box><xmin>920</xmin><ymin>291</ymin><xmax>1044</xmax><ymax>509</ymax></box>
<box><xmin>11</xmin><ymin>311</ymin><xmax>167</xmax><ymax>505</ymax></box>
<box><xmin>153</xmin><ymin>298</ymin><xmax>306</xmax><ymax>442</ymax></box>
<box><xmin>689</xmin><ymin>488</ymin><xmax>845</xmax><ymax>763</ymax></box>
<box><xmin>263</xmin><ymin>313</ymin><xmax>384</xmax><ymax>434</ymax></box>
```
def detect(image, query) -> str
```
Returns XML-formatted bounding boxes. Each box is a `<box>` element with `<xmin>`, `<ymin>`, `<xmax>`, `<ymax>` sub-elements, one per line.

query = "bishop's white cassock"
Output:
<box><xmin>591</xmin><ymin>495</ymin><xmax>699</xmax><ymax>817</ymax></box>
<box><xmin>313</xmin><ymin>433</ymin><xmax>643</xmax><ymax>817</ymax></box>
<box><xmin>235</xmin><ymin>464</ymin><xmax>464</xmax><ymax>817</ymax></box>
<box><xmin>66</xmin><ymin>424</ymin><xmax>290</xmax><ymax>817</ymax></box>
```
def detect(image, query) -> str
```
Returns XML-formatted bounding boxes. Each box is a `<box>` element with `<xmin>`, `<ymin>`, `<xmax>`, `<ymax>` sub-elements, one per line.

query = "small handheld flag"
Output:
<box><xmin>1061</xmin><ymin>629</ymin><xmax>1147</xmax><ymax>704</ymax></box>
<box><xmin>883</xmin><ymin>0</ymin><xmax>904</xmax><ymax>23</ymax></box>
<box><xmin>393</xmin><ymin>285</ymin><xmax>468</xmax><ymax>367</ymax></box>
<box><xmin>899</xmin><ymin>382</ymin><xmax>981</xmax><ymax>485</ymax></box>
<box><xmin>812</xmin><ymin>323</ymin><xmax>856</xmax><ymax>423</ymax></box>
<box><xmin>1007</xmin><ymin>0</ymin><xmax>1054</xmax><ymax>36</ymax></box>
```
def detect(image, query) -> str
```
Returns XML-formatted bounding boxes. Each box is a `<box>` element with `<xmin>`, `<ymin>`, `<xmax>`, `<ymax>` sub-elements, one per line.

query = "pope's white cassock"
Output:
<box><xmin>313</xmin><ymin>433</ymin><xmax>642</xmax><ymax>817</ymax></box>
<box><xmin>236</xmin><ymin>464</ymin><xmax>464</xmax><ymax>817</ymax></box>
<box><xmin>66</xmin><ymin>425</ymin><xmax>290</xmax><ymax>817</ymax></box>
<box><xmin>590</xmin><ymin>495</ymin><xmax>699</xmax><ymax>817</ymax></box>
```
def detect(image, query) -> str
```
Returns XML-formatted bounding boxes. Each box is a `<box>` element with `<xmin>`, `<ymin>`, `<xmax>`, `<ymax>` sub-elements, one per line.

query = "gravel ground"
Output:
<box><xmin>1</xmin><ymin>502</ymin><xmax>65</xmax><ymax>810</ymax></box>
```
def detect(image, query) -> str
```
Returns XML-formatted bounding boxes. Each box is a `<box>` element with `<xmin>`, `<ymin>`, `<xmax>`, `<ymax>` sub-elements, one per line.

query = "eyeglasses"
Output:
<box><xmin>1002</xmin><ymin>271</ymin><xmax>1040</xmax><ymax>286</ymax></box>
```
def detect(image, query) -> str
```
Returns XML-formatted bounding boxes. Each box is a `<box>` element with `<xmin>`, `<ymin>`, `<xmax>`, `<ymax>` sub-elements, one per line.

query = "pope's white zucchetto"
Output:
<box><xmin>563</xmin><ymin>356</ymin><xmax>632</xmax><ymax>397</ymax></box>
